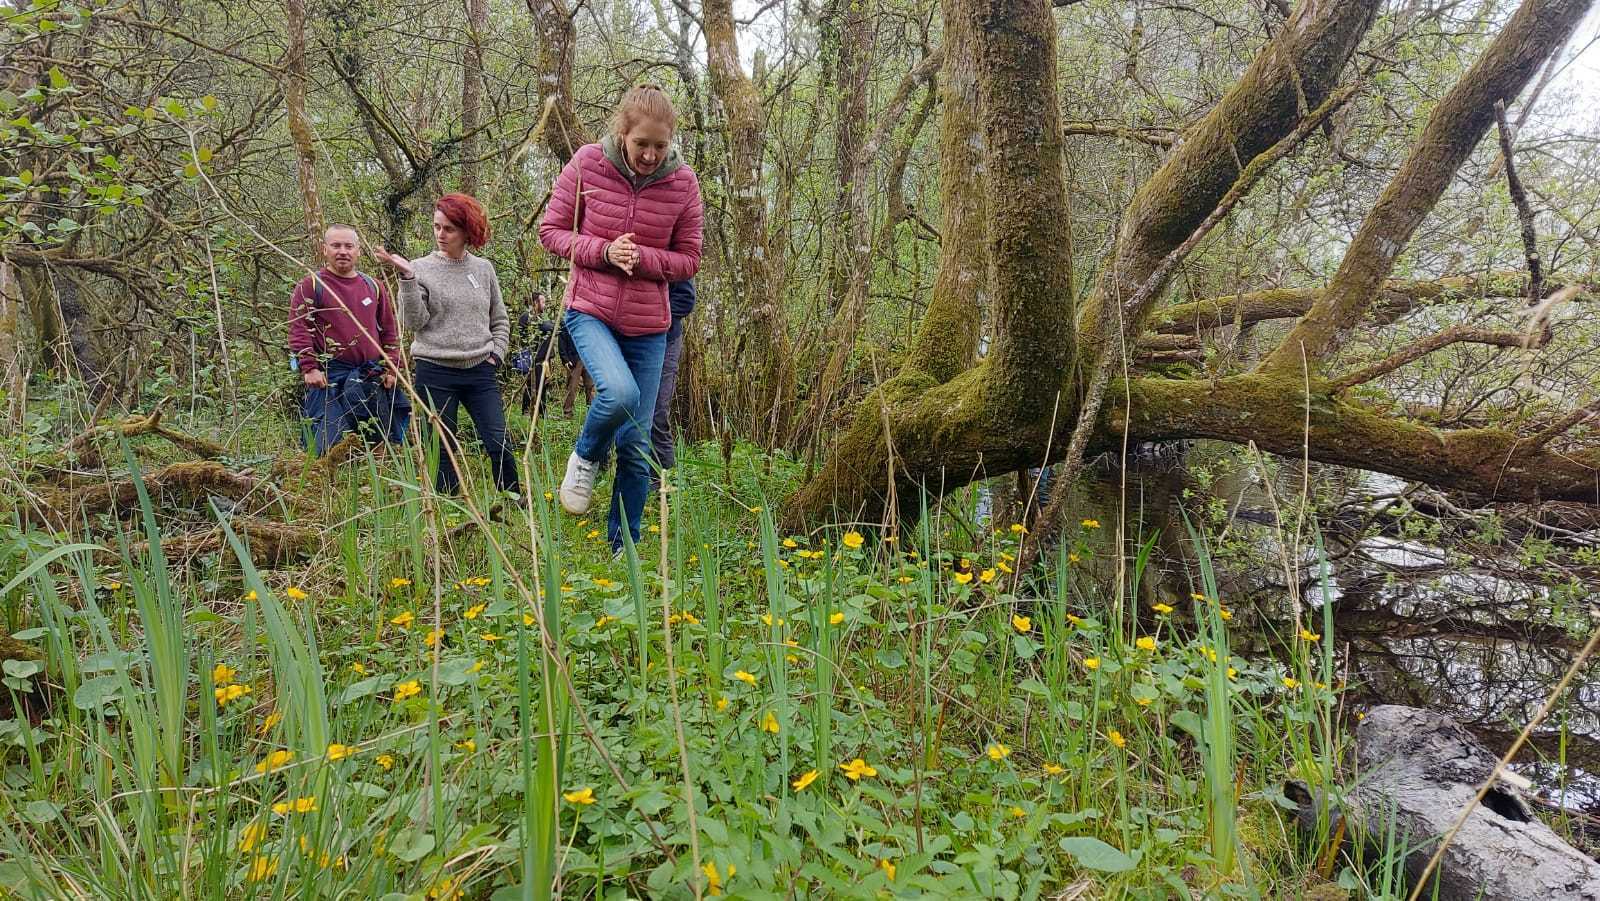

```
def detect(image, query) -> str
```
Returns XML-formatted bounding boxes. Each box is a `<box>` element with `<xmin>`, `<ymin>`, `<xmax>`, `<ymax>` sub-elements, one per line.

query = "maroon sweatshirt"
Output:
<box><xmin>288</xmin><ymin>270</ymin><xmax>400</xmax><ymax>373</ymax></box>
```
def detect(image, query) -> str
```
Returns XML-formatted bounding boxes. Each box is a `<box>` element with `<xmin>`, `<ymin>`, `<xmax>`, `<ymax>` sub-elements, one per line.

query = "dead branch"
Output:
<box><xmin>126</xmin><ymin>516</ymin><xmax>317</xmax><ymax>566</ymax></box>
<box><xmin>1329</xmin><ymin>325</ymin><xmax>1541</xmax><ymax>393</ymax></box>
<box><xmin>42</xmin><ymin>462</ymin><xmax>266</xmax><ymax>521</ymax></box>
<box><xmin>1062</xmin><ymin>122</ymin><xmax>1175</xmax><ymax>148</ymax></box>
<box><xmin>64</xmin><ymin>404</ymin><xmax>226</xmax><ymax>466</ymax></box>
<box><xmin>1495</xmin><ymin>100</ymin><xmax>1543</xmax><ymax>307</ymax></box>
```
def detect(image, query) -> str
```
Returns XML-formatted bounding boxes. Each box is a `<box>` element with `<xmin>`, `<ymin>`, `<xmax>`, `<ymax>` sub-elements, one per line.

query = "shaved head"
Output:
<box><xmin>322</xmin><ymin>225</ymin><xmax>361</xmax><ymax>276</ymax></box>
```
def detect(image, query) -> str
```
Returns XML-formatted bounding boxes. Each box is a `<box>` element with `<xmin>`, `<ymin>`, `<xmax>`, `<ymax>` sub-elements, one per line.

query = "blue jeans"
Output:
<box><xmin>414</xmin><ymin>359</ymin><xmax>520</xmax><ymax>495</ymax></box>
<box><xmin>300</xmin><ymin>360</ymin><xmax>409</xmax><ymax>455</ymax></box>
<box><xmin>565</xmin><ymin>309</ymin><xmax>667</xmax><ymax>550</ymax></box>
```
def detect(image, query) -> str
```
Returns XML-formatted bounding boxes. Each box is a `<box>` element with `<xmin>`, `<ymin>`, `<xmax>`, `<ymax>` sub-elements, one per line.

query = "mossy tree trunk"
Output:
<box><xmin>794</xmin><ymin>0</ymin><xmax>1600</xmax><ymax>530</ymax></box>
<box><xmin>283</xmin><ymin>0</ymin><xmax>325</xmax><ymax>255</ymax></box>
<box><xmin>526</xmin><ymin>0</ymin><xmax>589</xmax><ymax>162</ymax></box>
<box><xmin>704</xmin><ymin>0</ymin><xmax>796</xmax><ymax>446</ymax></box>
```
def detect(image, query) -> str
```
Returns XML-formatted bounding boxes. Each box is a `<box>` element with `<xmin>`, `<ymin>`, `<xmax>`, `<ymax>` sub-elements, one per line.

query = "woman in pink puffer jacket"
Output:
<box><xmin>539</xmin><ymin>84</ymin><xmax>703</xmax><ymax>554</ymax></box>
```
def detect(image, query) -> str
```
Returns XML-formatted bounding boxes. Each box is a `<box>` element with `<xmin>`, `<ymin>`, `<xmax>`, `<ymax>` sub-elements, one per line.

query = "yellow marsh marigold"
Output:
<box><xmin>215</xmin><ymin>683</ymin><xmax>250</xmax><ymax>707</ymax></box>
<box><xmin>238</xmin><ymin>819</ymin><xmax>267</xmax><ymax>853</ymax></box>
<box><xmin>1107</xmin><ymin>730</ymin><xmax>1127</xmax><ymax>749</ymax></box>
<box><xmin>376</xmin><ymin>754</ymin><xmax>395</xmax><ymax>770</ymax></box>
<box><xmin>841</xmin><ymin>530</ymin><xmax>864</xmax><ymax>550</ymax></box>
<box><xmin>1009</xmin><ymin>523</ymin><xmax>1026</xmax><ymax>534</ymax></box>
<box><xmin>271</xmin><ymin>796</ymin><xmax>317</xmax><ymax>815</ymax></box>
<box><xmin>424</xmin><ymin>629</ymin><xmax>444</xmax><ymax>647</ymax></box>
<box><xmin>563</xmin><ymin>787</ymin><xmax>596</xmax><ymax>805</ymax></box>
<box><xmin>392</xmin><ymin>680</ymin><xmax>422</xmax><ymax>702</ymax></box>
<box><xmin>389</xmin><ymin>577</ymin><xmax>411</xmax><ymax>588</ymax></box>
<box><xmin>734</xmin><ymin>670</ymin><xmax>757</xmax><ymax>686</ymax></box>
<box><xmin>1043</xmin><ymin>763</ymin><xmax>1065</xmax><ymax>776</ymax></box>
<box><xmin>761</xmin><ymin>711</ymin><xmax>780</xmax><ymax>734</ymax></box>
<box><xmin>715</xmin><ymin>696</ymin><xmax>730</xmax><ymax>712</ymax></box>
<box><xmin>259</xmin><ymin>709</ymin><xmax>282</xmax><ymax>734</ymax></box>
<box><xmin>791</xmin><ymin>769</ymin><xmax>819</xmax><ymax>791</ymax></box>
<box><xmin>593</xmin><ymin>578</ymin><xmax>614</xmax><ymax>588</ymax></box>
<box><xmin>1010</xmin><ymin>806</ymin><xmax>1026</xmax><ymax>818</ymax></box>
<box><xmin>880</xmin><ymin>859</ymin><xmax>896</xmax><ymax>881</ymax></box>
<box><xmin>1299</xmin><ymin>628</ymin><xmax>1321</xmax><ymax>642</ymax></box>
<box><xmin>325</xmin><ymin>743</ymin><xmax>354</xmax><ymax>761</ymax></box>
<box><xmin>456</xmin><ymin>739</ymin><xmax>475</xmax><ymax>753</ymax></box>
<box><xmin>1152</xmin><ymin>603</ymin><xmax>1174</xmax><ymax>615</ymax></box>
<box><xmin>285</xmin><ymin>586</ymin><xmax>308</xmax><ymax>601</ymax></box>
<box><xmin>986</xmin><ymin>742</ymin><xmax>1011</xmax><ymax>761</ymax></box>
<box><xmin>1135</xmin><ymin>636</ymin><xmax>1157</xmax><ymax>652</ymax></box>
<box><xmin>1219</xmin><ymin>607</ymin><xmax>1234</xmax><ymax>621</ymax></box>
<box><xmin>479</xmin><ymin>632</ymin><xmax>503</xmax><ymax>642</ymax></box>
<box><xmin>1282</xmin><ymin>677</ymin><xmax>1299</xmax><ymax>690</ymax></box>
<box><xmin>703</xmin><ymin>861</ymin><xmax>735</xmax><ymax>896</ymax></box>
<box><xmin>980</xmin><ymin>568</ymin><xmax>996</xmax><ymax>583</ymax></box>
<box><xmin>953</xmin><ymin>571</ymin><xmax>973</xmax><ymax>585</ymax></box>
<box><xmin>838</xmin><ymin>758</ymin><xmax>877</xmax><ymax>781</ymax></box>
<box><xmin>782</xmin><ymin>538</ymin><xmax>798</xmax><ymax>549</ymax></box>
<box><xmin>244</xmin><ymin>589</ymin><xmax>258</xmax><ymax>602</ymax></box>
<box><xmin>246</xmin><ymin>855</ymin><xmax>279</xmax><ymax>882</ymax></box>
<box><xmin>1081</xmin><ymin>519</ymin><xmax>1101</xmax><ymax>529</ymax></box>
<box><xmin>212</xmin><ymin>663</ymin><xmax>237</xmax><ymax>685</ymax></box>
<box><xmin>464</xmin><ymin>603</ymin><xmax>486</xmax><ymax>620</ymax></box>
<box><xmin>1011</xmin><ymin>614</ymin><xmax>1032</xmax><ymax>634</ymax></box>
<box><xmin>349</xmin><ymin>662</ymin><xmax>368</xmax><ymax>676</ymax></box>
<box><xmin>389</xmin><ymin>611</ymin><xmax>415</xmax><ymax>628</ymax></box>
<box><xmin>1082</xmin><ymin>657</ymin><xmax>1101</xmax><ymax>671</ymax></box>
<box><xmin>829</xmin><ymin>611</ymin><xmax>845</xmax><ymax>625</ymax></box>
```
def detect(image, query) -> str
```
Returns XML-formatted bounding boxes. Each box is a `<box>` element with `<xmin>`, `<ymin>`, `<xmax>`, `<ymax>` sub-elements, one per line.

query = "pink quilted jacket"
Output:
<box><xmin>539</xmin><ymin>142</ymin><xmax>703</xmax><ymax>336</ymax></box>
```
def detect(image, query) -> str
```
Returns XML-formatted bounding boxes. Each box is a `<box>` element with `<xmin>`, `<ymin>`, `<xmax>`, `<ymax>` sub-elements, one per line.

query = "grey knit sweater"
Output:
<box><xmin>397</xmin><ymin>252</ymin><xmax>509</xmax><ymax>368</ymax></box>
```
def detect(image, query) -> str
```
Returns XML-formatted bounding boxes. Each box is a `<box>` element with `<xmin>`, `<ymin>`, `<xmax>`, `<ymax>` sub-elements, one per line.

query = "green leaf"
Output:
<box><xmin>386</xmin><ymin>828</ymin><xmax>434</xmax><ymax>862</ymax></box>
<box><xmin>1058</xmin><ymin>836</ymin><xmax>1136</xmax><ymax>873</ymax></box>
<box><xmin>47</xmin><ymin>67</ymin><xmax>66</xmax><ymax>90</ymax></box>
<box><xmin>20</xmin><ymin>800</ymin><xmax>59</xmax><ymax>824</ymax></box>
<box><xmin>161</xmin><ymin>97</ymin><xmax>185</xmax><ymax>119</ymax></box>
<box><xmin>332</xmin><ymin>675</ymin><xmax>385</xmax><ymax>705</ymax></box>
<box><xmin>72</xmin><ymin>675</ymin><xmax>121</xmax><ymax>711</ymax></box>
<box><xmin>3</xmin><ymin>659</ymin><xmax>42</xmax><ymax>679</ymax></box>
<box><xmin>200</xmin><ymin>94</ymin><xmax>218</xmax><ymax>111</ymax></box>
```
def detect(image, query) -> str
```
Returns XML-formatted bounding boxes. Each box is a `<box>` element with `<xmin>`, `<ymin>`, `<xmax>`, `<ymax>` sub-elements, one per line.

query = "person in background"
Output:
<box><xmin>288</xmin><ymin>224</ymin><xmax>407</xmax><ymax>454</ymax></box>
<box><xmin>539</xmin><ymin>84</ymin><xmax>703</xmax><ymax>555</ymax></box>
<box><xmin>649</xmin><ymin>278</ymin><xmax>695</xmax><ymax>486</ymax></box>
<box><xmin>372</xmin><ymin>193</ymin><xmax>520</xmax><ymax>499</ymax></box>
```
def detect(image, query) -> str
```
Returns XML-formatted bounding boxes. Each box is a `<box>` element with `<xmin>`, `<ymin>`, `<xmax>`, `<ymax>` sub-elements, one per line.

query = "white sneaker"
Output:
<box><xmin>560</xmin><ymin>452</ymin><xmax>600</xmax><ymax>515</ymax></box>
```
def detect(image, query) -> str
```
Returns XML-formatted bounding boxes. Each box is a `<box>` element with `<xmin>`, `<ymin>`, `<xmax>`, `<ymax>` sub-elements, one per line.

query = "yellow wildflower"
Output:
<box><xmin>838</xmin><ymin>758</ymin><xmax>877</xmax><ymax>781</ymax></box>
<box><xmin>1227</xmin><ymin>667</ymin><xmax>1239</xmax><ymax>679</ymax></box>
<box><xmin>1043</xmin><ymin>763</ymin><xmax>1065</xmax><ymax>776</ymax></box>
<box><xmin>1083</xmin><ymin>657</ymin><xmax>1100</xmax><ymax>671</ymax></box>
<box><xmin>244</xmin><ymin>589</ymin><xmax>258</xmax><ymax>602</ymax></box>
<box><xmin>761</xmin><ymin>711</ymin><xmax>780</xmax><ymax>734</ymax></box>
<box><xmin>479</xmin><ymin>632</ymin><xmax>503</xmax><ymax>642</ymax></box>
<box><xmin>1299</xmin><ymin>628</ymin><xmax>1321</xmax><ymax>642</ymax></box>
<box><xmin>703</xmin><ymin>861</ymin><xmax>734</xmax><ymax>896</ymax></box>
<box><xmin>285</xmin><ymin>587</ymin><xmax>308</xmax><ymax>601</ymax></box>
<box><xmin>1191</xmin><ymin>593</ymin><xmax>1208</xmax><ymax>602</ymax></box>
<box><xmin>997</xmin><ymin>561</ymin><xmax>1013</xmax><ymax>574</ymax></box>
<box><xmin>1135</xmin><ymin>696</ymin><xmax>1153</xmax><ymax>707</ymax></box>
<box><xmin>1066</xmin><ymin>613</ymin><xmax>1083</xmax><ymax>626</ymax></box>
<box><xmin>1107</xmin><ymin>730</ymin><xmax>1126</xmax><ymax>749</ymax></box>
<box><xmin>829</xmin><ymin>611</ymin><xmax>845</xmax><ymax>625</ymax></box>
<box><xmin>325</xmin><ymin>743</ymin><xmax>354</xmax><ymax>761</ymax></box>
<box><xmin>389</xmin><ymin>611</ymin><xmax>415</xmax><ymax>628</ymax></box>
<box><xmin>1010</xmin><ymin>805</ymin><xmax>1026</xmax><ymax>818</ymax></box>
<box><xmin>1068</xmin><ymin>552</ymin><xmax>1080</xmax><ymax>564</ymax></box>
<box><xmin>389</xmin><ymin>577</ymin><xmax>412</xmax><ymax>588</ymax></box>
<box><xmin>1010</xmin><ymin>523</ymin><xmax>1026</xmax><ymax>534</ymax></box>
<box><xmin>423</xmin><ymin>628</ymin><xmax>444</xmax><ymax>647</ymax></box>
<box><xmin>259</xmin><ymin>709</ymin><xmax>282</xmax><ymax>733</ymax></box>
<box><xmin>880</xmin><ymin>859</ymin><xmax>896</xmax><ymax>881</ymax></box>
<box><xmin>1219</xmin><ymin>607</ymin><xmax>1234</xmax><ymax>621</ymax></box>
<box><xmin>586</xmin><ymin>529</ymin><xmax>601</xmax><ymax>540</ymax></box>
<box><xmin>392</xmin><ymin>680</ymin><xmax>422</xmax><ymax>702</ymax></box>
<box><xmin>1011</xmin><ymin>614</ymin><xmax>1032</xmax><ymax>634</ymax></box>
<box><xmin>563</xmin><ymin>787</ymin><xmax>596</xmax><ymax>805</ymax></box>
<box><xmin>349</xmin><ymin>662</ymin><xmax>368</xmax><ymax>675</ymax></box>
<box><xmin>1081</xmin><ymin>519</ymin><xmax>1101</xmax><ymax>529</ymax></box>
<box><xmin>376</xmin><ymin>754</ymin><xmax>395</xmax><ymax>771</ymax></box>
<box><xmin>792</xmin><ymin>769</ymin><xmax>819</xmax><ymax>791</ymax></box>
<box><xmin>1152</xmin><ymin>603</ymin><xmax>1174</xmax><ymax>615</ymax></box>
<box><xmin>212</xmin><ymin>663</ymin><xmax>237</xmax><ymax>685</ymax></box>
<box><xmin>1135</xmin><ymin>636</ymin><xmax>1157</xmax><ymax>652</ymax></box>
<box><xmin>715</xmin><ymin>695</ymin><xmax>730</xmax><ymax>712</ymax></box>
<box><xmin>980</xmin><ymin>568</ymin><xmax>996</xmax><ymax>583</ymax></box>
<box><xmin>238</xmin><ymin>819</ymin><xmax>267</xmax><ymax>853</ymax></box>
<box><xmin>456</xmin><ymin>739</ymin><xmax>476</xmax><ymax>753</ymax></box>
<box><xmin>782</xmin><ymin>538</ymin><xmax>798</xmax><ymax>549</ymax></box>
<box><xmin>1282</xmin><ymin>677</ymin><xmax>1299</xmax><ymax>690</ymax></box>
<box><xmin>594</xmin><ymin>578</ymin><xmax>614</xmax><ymax>588</ymax></box>
<box><xmin>986</xmin><ymin>742</ymin><xmax>1011</xmax><ymax>761</ymax></box>
<box><xmin>842</xmin><ymin>531</ymin><xmax>864</xmax><ymax>550</ymax></box>
<box><xmin>953</xmin><ymin>571</ymin><xmax>973</xmax><ymax>585</ymax></box>
<box><xmin>464</xmin><ymin>603</ymin><xmax>486</xmax><ymax>620</ymax></box>
<box><xmin>214</xmin><ymin>683</ymin><xmax>251</xmax><ymax>707</ymax></box>
<box><xmin>246</xmin><ymin>855</ymin><xmax>279</xmax><ymax>882</ymax></box>
<box><xmin>469</xmin><ymin>659</ymin><xmax>485</xmax><ymax>673</ymax></box>
<box><xmin>734</xmin><ymin>670</ymin><xmax>757</xmax><ymax>686</ymax></box>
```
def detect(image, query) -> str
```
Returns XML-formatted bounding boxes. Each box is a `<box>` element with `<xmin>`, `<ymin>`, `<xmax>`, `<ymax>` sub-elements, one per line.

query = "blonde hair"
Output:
<box><xmin>609</xmin><ymin>84</ymin><xmax>678</xmax><ymax>140</ymax></box>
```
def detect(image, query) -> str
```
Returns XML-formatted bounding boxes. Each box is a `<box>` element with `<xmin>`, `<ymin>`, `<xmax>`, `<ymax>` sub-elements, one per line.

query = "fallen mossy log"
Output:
<box><xmin>39</xmin><ymin>461</ymin><xmax>268</xmax><ymax>521</ymax></box>
<box><xmin>123</xmin><ymin>516</ymin><xmax>319</xmax><ymax>566</ymax></box>
<box><xmin>1294</xmin><ymin>705</ymin><xmax>1600</xmax><ymax>900</ymax></box>
<box><xmin>62</xmin><ymin>405</ymin><xmax>226</xmax><ymax>467</ymax></box>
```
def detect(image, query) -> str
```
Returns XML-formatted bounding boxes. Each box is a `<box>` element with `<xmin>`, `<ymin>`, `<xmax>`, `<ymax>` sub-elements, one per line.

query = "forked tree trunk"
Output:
<box><xmin>704</xmin><ymin>0</ymin><xmax>795</xmax><ymax>446</ymax></box>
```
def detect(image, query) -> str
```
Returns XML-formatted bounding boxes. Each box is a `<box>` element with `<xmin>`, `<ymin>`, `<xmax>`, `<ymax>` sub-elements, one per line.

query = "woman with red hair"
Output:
<box><xmin>374</xmin><ymin>193</ymin><xmax>519</xmax><ymax>497</ymax></box>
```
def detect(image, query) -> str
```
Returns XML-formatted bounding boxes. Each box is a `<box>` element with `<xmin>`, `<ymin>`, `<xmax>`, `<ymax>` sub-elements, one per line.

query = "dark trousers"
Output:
<box><xmin>650</xmin><ymin>318</ymin><xmax>685</xmax><ymax>471</ymax></box>
<box><xmin>301</xmin><ymin>360</ymin><xmax>409</xmax><ymax>455</ymax></box>
<box><xmin>414</xmin><ymin>359</ymin><xmax>520</xmax><ymax>495</ymax></box>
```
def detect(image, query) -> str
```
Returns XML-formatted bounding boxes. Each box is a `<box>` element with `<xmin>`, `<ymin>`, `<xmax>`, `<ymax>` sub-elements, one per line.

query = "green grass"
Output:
<box><xmin>0</xmin><ymin>410</ymin><xmax>1377</xmax><ymax>899</ymax></box>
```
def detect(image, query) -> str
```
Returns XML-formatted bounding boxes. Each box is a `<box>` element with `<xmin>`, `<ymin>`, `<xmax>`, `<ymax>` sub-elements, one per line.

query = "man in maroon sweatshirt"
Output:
<box><xmin>288</xmin><ymin>225</ymin><xmax>409</xmax><ymax>453</ymax></box>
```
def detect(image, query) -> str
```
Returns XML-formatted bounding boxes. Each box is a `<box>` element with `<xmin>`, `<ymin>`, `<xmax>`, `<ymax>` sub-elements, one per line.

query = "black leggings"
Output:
<box><xmin>413</xmin><ymin>359</ymin><xmax>520</xmax><ymax>495</ymax></box>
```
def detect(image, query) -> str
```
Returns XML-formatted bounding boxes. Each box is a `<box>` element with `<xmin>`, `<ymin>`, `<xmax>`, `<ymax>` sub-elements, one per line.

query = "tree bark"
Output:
<box><xmin>526</xmin><ymin>0</ymin><xmax>590</xmax><ymax>162</ymax></box>
<box><xmin>0</xmin><ymin>259</ymin><xmax>24</xmax><ymax>426</ymax></box>
<box><xmin>283</xmin><ymin>0</ymin><xmax>325</xmax><ymax>254</ymax></box>
<box><xmin>704</xmin><ymin>0</ymin><xmax>795</xmax><ymax>445</ymax></box>
<box><xmin>459</xmin><ymin>0</ymin><xmax>489</xmax><ymax>193</ymax></box>
<box><xmin>1263</xmin><ymin>0</ymin><xmax>1594</xmax><ymax>374</ymax></box>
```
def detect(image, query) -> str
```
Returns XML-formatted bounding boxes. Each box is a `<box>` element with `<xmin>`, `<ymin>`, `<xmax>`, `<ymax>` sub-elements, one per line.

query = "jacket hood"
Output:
<box><xmin>601</xmin><ymin>134</ymin><xmax>683</xmax><ymax>190</ymax></box>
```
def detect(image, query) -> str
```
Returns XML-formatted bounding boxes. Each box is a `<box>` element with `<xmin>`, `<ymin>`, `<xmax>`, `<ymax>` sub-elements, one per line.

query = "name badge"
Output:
<box><xmin>361</xmin><ymin>296</ymin><xmax>374</xmax><ymax>307</ymax></box>
<box><xmin>467</xmin><ymin>274</ymin><xmax>482</xmax><ymax>291</ymax></box>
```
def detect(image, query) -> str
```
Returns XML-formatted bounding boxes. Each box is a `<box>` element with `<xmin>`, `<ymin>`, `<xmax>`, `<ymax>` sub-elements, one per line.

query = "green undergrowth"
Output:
<box><xmin>0</xmin><ymin>413</ymin><xmax>1364</xmax><ymax>899</ymax></box>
